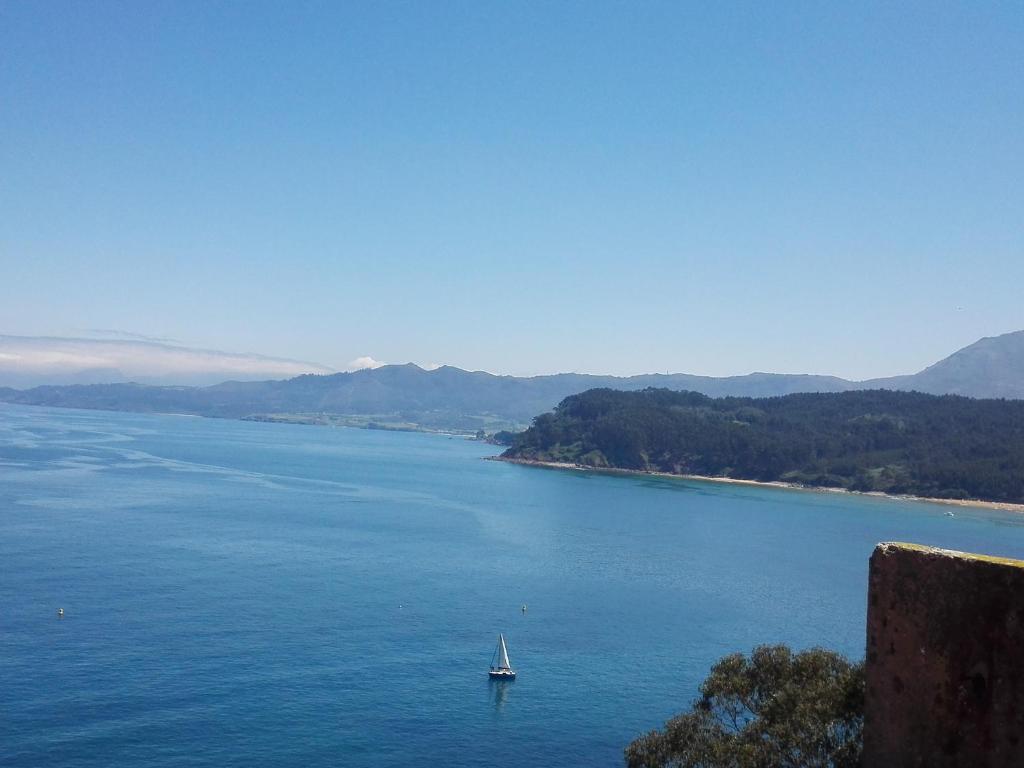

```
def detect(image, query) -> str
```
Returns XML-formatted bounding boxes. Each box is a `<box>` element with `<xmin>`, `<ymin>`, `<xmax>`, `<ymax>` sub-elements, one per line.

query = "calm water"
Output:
<box><xmin>4</xmin><ymin>404</ymin><xmax>1024</xmax><ymax>767</ymax></box>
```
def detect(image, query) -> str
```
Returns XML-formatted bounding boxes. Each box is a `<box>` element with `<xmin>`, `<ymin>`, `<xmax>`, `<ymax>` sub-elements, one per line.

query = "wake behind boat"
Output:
<box><xmin>488</xmin><ymin>633</ymin><xmax>516</xmax><ymax>679</ymax></box>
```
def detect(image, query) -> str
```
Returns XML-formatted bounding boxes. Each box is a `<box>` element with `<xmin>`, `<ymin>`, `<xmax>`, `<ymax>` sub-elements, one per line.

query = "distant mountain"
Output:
<box><xmin>867</xmin><ymin>330</ymin><xmax>1024</xmax><ymax>399</ymax></box>
<box><xmin>0</xmin><ymin>365</ymin><xmax>857</xmax><ymax>431</ymax></box>
<box><xmin>0</xmin><ymin>335</ymin><xmax>334</xmax><ymax>387</ymax></box>
<box><xmin>1</xmin><ymin>331</ymin><xmax>1022</xmax><ymax>432</ymax></box>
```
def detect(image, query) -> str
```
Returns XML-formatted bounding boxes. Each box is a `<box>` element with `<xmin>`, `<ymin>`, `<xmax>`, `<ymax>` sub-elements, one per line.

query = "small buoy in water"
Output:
<box><xmin>57</xmin><ymin>608</ymin><xmax>64</xmax><ymax>618</ymax></box>
<box><xmin>521</xmin><ymin>604</ymin><xmax>527</xmax><ymax>613</ymax></box>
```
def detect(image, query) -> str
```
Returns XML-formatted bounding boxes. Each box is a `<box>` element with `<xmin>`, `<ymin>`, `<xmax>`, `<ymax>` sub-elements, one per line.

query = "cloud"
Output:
<box><xmin>0</xmin><ymin>335</ymin><xmax>334</xmax><ymax>386</ymax></box>
<box><xmin>83</xmin><ymin>328</ymin><xmax>181</xmax><ymax>344</ymax></box>
<box><xmin>420</xmin><ymin>362</ymin><xmax>443</xmax><ymax>371</ymax></box>
<box><xmin>348</xmin><ymin>356</ymin><xmax>386</xmax><ymax>371</ymax></box>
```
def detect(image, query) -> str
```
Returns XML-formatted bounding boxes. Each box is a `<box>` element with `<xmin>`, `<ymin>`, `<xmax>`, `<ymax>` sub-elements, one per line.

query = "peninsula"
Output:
<box><xmin>499</xmin><ymin>388</ymin><xmax>1024</xmax><ymax>506</ymax></box>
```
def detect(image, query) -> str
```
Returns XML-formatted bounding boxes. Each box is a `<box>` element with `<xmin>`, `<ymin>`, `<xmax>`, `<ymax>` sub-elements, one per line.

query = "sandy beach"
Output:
<box><xmin>491</xmin><ymin>456</ymin><xmax>1024</xmax><ymax>514</ymax></box>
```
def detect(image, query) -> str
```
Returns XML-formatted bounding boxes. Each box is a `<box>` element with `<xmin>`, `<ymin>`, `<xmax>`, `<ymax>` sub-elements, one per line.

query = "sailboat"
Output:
<box><xmin>489</xmin><ymin>633</ymin><xmax>516</xmax><ymax>679</ymax></box>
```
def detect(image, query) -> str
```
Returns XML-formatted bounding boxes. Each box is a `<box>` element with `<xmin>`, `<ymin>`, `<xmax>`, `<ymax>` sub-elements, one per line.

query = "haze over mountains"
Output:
<box><xmin>1</xmin><ymin>331</ymin><xmax>1022</xmax><ymax>432</ymax></box>
<box><xmin>0</xmin><ymin>335</ymin><xmax>334</xmax><ymax>388</ymax></box>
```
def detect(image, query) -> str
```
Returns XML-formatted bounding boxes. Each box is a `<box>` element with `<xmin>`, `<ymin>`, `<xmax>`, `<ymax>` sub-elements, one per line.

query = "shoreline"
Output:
<box><xmin>490</xmin><ymin>456</ymin><xmax>1024</xmax><ymax>514</ymax></box>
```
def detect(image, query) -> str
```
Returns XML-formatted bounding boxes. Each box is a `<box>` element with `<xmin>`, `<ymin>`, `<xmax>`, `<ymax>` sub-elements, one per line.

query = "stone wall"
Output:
<box><xmin>863</xmin><ymin>542</ymin><xmax>1024</xmax><ymax>767</ymax></box>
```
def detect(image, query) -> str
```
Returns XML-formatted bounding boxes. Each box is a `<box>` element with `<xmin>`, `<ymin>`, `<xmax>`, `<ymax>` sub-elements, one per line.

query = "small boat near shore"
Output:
<box><xmin>488</xmin><ymin>633</ymin><xmax>516</xmax><ymax>679</ymax></box>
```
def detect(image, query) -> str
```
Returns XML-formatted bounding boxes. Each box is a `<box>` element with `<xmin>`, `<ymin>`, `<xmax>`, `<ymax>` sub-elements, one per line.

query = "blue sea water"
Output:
<box><xmin>4</xmin><ymin>404</ymin><xmax>1024</xmax><ymax>767</ymax></box>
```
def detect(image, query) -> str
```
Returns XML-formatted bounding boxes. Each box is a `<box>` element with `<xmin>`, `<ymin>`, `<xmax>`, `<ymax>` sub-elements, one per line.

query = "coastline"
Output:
<box><xmin>490</xmin><ymin>456</ymin><xmax>1024</xmax><ymax>514</ymax></box>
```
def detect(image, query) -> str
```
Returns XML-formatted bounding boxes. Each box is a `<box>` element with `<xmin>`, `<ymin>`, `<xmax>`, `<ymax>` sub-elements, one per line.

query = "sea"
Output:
<box><xmin>4</xmin><ymin>403</ymin><xmax>1024</xmax><ymax>767</ymax></box>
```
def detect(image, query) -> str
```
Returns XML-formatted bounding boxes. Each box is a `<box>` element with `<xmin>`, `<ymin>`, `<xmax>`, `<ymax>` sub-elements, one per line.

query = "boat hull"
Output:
<box><xmin>488</xmin><ymin>670</ymin><xmax>516</xmax><ymax>680</ymax></box>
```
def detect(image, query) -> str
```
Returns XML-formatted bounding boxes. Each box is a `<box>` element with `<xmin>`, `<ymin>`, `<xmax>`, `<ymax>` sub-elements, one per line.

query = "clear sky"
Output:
<box><xmin>1</xmin><ymin>1</ymin><xmax>1021</xmax><ymax>378</ymax></box>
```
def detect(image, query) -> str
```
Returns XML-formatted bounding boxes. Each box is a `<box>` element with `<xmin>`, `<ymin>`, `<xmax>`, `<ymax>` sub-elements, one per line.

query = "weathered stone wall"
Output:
<box><xmin>863</xmin><ymin>542</ymin><xmax>1024</xmax><ymax>767</ymax></box>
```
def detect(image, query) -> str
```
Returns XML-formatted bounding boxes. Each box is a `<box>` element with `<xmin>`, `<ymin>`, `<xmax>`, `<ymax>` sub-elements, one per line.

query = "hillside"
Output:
<box><xmin>868</xmin><ymin>330</ymin><xmax>1024</xmax><ymax>399</ymax></box>
<box><xmin>502</xmin><ymin>388</ymin><xmax>1024</xmax><ymax>504</ymax></box>
<box><xmin>1</xmin><ymin>331</ymin><xmax>1022</xmax><ymax>432</ymax></box>
<box><xmin>0</xmin><ymin>364</ymin><xmax>856</xmax><ymax>431</ymax></box>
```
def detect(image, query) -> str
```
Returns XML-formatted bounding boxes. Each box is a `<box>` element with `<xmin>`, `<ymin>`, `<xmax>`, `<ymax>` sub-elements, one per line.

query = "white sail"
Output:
<box><xmin>497</xmin><ymin>634</ymin><xmax>511</xmax><ymax>669</ymax></box>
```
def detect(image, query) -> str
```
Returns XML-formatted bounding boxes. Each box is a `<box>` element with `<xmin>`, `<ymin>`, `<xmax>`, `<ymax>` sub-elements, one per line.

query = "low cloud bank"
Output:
<box><xmin>0</xmin><ymin>336</ymin><xmax>334</xmax><ymax>388</ymax></box>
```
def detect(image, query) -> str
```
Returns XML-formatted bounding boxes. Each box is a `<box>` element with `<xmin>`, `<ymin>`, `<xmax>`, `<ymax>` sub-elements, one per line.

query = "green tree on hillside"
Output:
<box><xmin>625</xmin><ymin>645</ymin><xmax>864</xmax><ymax>768</ymax></box>
<box><xmin>504</xmin><ymin>388</ymin><xmax>1024</xmax><ymax>503</ymax></box>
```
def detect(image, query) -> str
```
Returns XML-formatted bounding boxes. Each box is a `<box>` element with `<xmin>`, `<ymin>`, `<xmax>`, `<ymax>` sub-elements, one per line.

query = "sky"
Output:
<box><xmin>1</xmin><ymin>1</ymin><xmax>1022</xmax><ymax>379</ymax></box>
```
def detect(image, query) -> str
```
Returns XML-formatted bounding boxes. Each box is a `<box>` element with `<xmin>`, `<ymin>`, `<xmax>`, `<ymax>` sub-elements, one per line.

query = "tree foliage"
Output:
<box><xmin>504</xmin><ymin>388</ymin><xmax>1024</xmax><ymax>503</ymax></box>
<box><xmin>625</xmin><ymin>645</ymin><xmax>864</xmax><ymax>768</ymax></box>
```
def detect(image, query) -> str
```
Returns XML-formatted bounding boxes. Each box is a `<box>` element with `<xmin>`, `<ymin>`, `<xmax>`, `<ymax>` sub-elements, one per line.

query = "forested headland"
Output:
<box><xmin>501</xmin><ymin>389</ymin><xmax>1024</xmax><ymax>504</ymax></box>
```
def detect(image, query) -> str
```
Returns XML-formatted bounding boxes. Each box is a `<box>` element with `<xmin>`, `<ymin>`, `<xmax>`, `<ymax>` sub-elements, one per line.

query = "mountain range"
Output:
<box><xmin>1</xmin><ymin>330</ymin><xmax>1022</xmax><ymax>432</ymax></box>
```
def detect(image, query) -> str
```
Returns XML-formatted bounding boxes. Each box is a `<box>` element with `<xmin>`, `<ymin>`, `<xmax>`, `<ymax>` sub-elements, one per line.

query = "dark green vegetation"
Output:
<box><xmin>491</xmin><ymin>430</ymin><xmax>519</xmax><ymax>446</ymax></box>
<box><xmin>625</xmin><ymin>645</ymin><xmax>864</xmax><ymax>768</ymax></box>
<box><xmin>503</xmin><ymin>388</ymin><xmax>1024</xmax><ymax>503</ymax></box>
<box><xmin>2</xmin><ymin>330</ymin><xmax>1024</xmax><ymax>433</ymax></box>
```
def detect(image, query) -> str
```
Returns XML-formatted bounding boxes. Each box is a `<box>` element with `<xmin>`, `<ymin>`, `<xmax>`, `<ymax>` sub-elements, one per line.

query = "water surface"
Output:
<box><xmin>4</xmin><ymin>404</ymin><xmax>1024</xmax><ymax>767</ymax></box>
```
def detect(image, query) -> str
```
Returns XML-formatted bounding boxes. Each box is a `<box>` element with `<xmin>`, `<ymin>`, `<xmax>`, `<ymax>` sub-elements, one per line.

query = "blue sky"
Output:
<box><xmin>1</xmin><ymin>1</ymin><xmax>1021</xmax><ymax>378</ymax></box>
